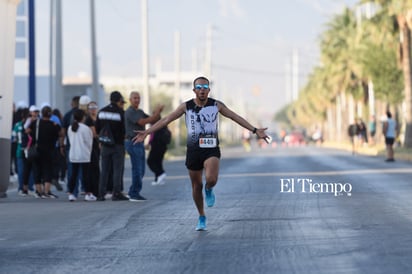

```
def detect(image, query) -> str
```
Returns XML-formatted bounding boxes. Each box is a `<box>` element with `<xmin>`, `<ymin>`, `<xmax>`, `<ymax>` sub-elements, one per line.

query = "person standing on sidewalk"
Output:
<box><xmin>84</xmin><ymin>101</ymin><xmax>100</xmax><ymax>197</ymax></box>
<box><xmin>368</xmin><ymin>114</ymin><xmax>377</xmax><ymax>145</ymax></box>
<box><xmin>95</xmin><ymin>91</ymin><xmax>128</xmax><ymax>201</ymax></box>
<box><xmin>147</xmin><ymin>117</ymin><xmax>171</xmax><ymax>186</ymax></box>
<box><xmin>28</xmin><ymin>105</ymin><xmax>61</xmax><ymax>198</ymax></box>
<box><xmin>133</xmin><ymin>76</ymin><xmax>270</xmax><ymax>231</ymax></box>
<box><xmin>62</xmin><ymin>96</ymin><xmax>80</xmax><ymax>194</ymax></box>
<box><xmin>12</xmin><ymin>107</ymin><xmax>30</xmax><ymax>196</ymax></box>
<box><xmin>67</xmin><ymin>109</ymin><xmax>94</xmax><ymax>202</ymax></box>
<box><xmin>124</xmin><ymin>91</ymin><xmax>164</xmax><ymax>201</ymax></box>
<box><xmin>382</xmin><ymin>111</ymin><xmax>397</xmax><ymax>162</ymax></box>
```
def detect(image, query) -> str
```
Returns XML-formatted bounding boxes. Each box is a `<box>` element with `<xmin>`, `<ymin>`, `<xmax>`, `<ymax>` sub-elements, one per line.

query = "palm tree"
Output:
<box><xmin>318</xmin><ymin>8</ymin><xmax>363</xmax><ymax>140</ymax></box>
<box><xmin>365</xmin><ymin>0</ymin><xmax>412</xmax><ymax>146</ymax></box>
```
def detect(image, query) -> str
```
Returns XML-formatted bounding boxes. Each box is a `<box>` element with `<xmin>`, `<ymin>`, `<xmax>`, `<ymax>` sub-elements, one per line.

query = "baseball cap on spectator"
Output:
<box><xmin>79</xmin><ymin>95</ymin><xmax>92</xmax><ymax>105</ymax></box>
<box><xmin>110</xmin><ymin>91</ymin><xmax>125</xmax><ymax>103</ymax></box>
<box><xmin>29</xmin><ymin>105</ymin><xmax>39</xmax><ymax>112</ymax></box>
<box><xmin>16</xmin><ymin>101</ymin><xmax>28</xmax><ymax>110</ymax></box>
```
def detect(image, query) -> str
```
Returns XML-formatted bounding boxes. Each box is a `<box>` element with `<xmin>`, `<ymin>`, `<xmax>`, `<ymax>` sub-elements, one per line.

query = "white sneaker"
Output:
<box><xmin>157</xmin><ymin>173</ymin><xmax>167</xmax><ymax>185</ymax></box>
<box><xmin>68</xmin><ymin>194</ymin><xmax>77</xmax><ymax>202</ymax></box>
<box><xmin>104</xmin><ymin>193</ymin><xmax>112</xmax><ymax>199</ymax></box>
<box><xmin>85</xmin><ymin>194</ymin><xmax>97</xmax><ymax>201</ymax></box>
<box><xmin>151</xmin><ymin>181</ymin><xmax>159</xmax><ymax>186</ymax></box>
<box><xmin>10</xmin><ymin>175</ymin><xmax>17</xmax><ymax>183</ymax></box>
<box><xmin>18</xmin><ymin>190</ymin><xmax>27</xmax><ymax>197</ymax></box>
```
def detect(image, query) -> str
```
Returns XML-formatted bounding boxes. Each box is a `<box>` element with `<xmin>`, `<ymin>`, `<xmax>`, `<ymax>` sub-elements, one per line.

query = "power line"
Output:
<box><xmin>213</xmin><ymin>63</ymin><xmax>309</xmax><ymax>77</ymax></box>
<box><xmin>105</xmin><ymin>0</ymin><xmax>136</xmax><ymax>23</ymax></box>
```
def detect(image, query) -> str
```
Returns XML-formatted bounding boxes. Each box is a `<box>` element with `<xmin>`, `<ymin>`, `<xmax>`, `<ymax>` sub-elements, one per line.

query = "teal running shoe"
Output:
<box><xmin>196</xmin><ymin>215</ymin><xmax>207</xmax><ymax>231</ymax></box>
<box><xmin>205</xmin><ymin>187</ymin><xmax>215</xmax><ymax>207</ymax></box>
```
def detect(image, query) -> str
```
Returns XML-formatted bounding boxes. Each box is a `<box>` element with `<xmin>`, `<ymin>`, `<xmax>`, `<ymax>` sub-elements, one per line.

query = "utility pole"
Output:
<box><xmin>204</xmin><ymin>24</ymin><xmax>212</xmax><ymax>78</ymax></box>
<box><xmin>28</xmin><ymin>0</ymin><xmax>36</xmax><ymax>105</ymax></box>
<box><xmin>141</xmin><ymin>0</ymin><xmax>150</xmax><ymax>114</ymax></box>
<box><xmin>174</xmin><ymin>30</ymin><xmax>181</xmax><ymax>147</ymax></box>
<box><xmin>55</xmin><ymin>0</ymin><xmax>63</xmax><ymax>111</ymax></box>
<box><xmin>285</xmin><ymin>61</ymin><xmax>291</xmax><ymax>103</ymax></box>
<box><xmin>90</xmin><ymin>0</ymin><xmax>99</xmax><ymax>102</ymax></box>
<box><xmin>49</xmin><ymin>0</ymin><xmax>55</xmax><ymax>106</ymax></box>
<box><xmin>292</xmin><ymin>49</ymin><xmax>299</xmax><ymax>101</ymax></box>
<box><xmin>191</xmin><ymin>48</ymin><xmax>197</xmax><ymax>71</ymax></box>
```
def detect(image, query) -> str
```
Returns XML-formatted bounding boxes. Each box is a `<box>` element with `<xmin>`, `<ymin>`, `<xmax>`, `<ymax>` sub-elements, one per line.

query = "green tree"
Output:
<box><xmin>365</xmin><ymin>0</ymin><xmax>412</xmax><ymax>146</ymax></box>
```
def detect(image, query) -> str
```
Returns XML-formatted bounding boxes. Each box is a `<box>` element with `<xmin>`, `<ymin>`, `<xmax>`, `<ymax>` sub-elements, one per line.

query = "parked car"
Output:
<box><xmin>284</xmin><ymin>131</ymin><xmax>306</xmax><ymax>145</ymax></box>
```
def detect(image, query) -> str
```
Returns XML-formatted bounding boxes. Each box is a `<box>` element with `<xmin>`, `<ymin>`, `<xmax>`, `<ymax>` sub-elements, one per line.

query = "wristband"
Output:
<box><xmin>252</xmin><ymin>128</ymin><xmax>257</xmax><ymax>134</ymax></box>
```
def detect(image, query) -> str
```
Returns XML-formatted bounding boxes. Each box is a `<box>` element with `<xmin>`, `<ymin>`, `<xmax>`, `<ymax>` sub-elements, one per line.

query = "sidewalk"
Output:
<box><xmin>323</xmin><ymin>141</ymin><xmax>412</xmax><ymax>162</ymax></box>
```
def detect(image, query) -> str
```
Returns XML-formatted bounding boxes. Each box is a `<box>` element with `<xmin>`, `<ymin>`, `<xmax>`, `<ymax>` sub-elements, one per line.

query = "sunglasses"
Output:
<box><xmin>194</xmin><ymin>84</ymin><xmax>209</xmax><ymax>90</ymax></box>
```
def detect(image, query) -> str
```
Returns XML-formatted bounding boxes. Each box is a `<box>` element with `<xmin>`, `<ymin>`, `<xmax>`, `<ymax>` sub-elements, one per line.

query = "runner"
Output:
<box><xmin>133</xmin><ymin>76</ymin><xmax>270</xmax><ymax>231</ymax></box>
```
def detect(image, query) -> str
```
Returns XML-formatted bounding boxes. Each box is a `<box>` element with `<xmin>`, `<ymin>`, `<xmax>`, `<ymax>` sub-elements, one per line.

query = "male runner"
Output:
<box><xmin>133</xmin><ymin>76</ymin><xmax>270</xmax><ymax>231</ymax></box>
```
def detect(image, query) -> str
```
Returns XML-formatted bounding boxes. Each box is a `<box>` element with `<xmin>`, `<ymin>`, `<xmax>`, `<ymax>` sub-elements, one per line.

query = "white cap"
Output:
<box><xmin>16</xmin><ymin>101</ymin><xmax>28</xmax><ymax>110</ymax></box>
<box><xmin>40</xmin><ymin>102</ymin><xmax>51</xmax><ymax>110</ymax></box>
<box><xmin>79</xmin><ymin>95</ymin><xmax>91</xmax><ymax>105</ymax></box>
<box><xmin>29</xmin><ymin>105</ymin><xmax>39</xmax><ymax>112</ymax></box>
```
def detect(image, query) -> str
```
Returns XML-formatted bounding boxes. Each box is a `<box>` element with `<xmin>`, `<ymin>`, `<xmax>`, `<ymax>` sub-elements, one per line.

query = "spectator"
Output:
<box><xmin>357</xmin><ymin>119</ymin><xmax>368</xmax><ymax>145</ymax></box>
<box><xmin>124</xmin><ymin>91</ymin><xmax>164</xmax><ymax>201</ymax></box>
<box><xmin>368</xmin><ymin>114</ymin><xmax>377</xmax><ymax>145</ymax></box>
<box><xmin>67</xmin><ymin>109</ymin><xmax>95</xmax><ymax>201</ymax></box>
<box><xmin>39</xmin><ymin>103</ymin><xmax>64</xmax><ymax>192</ymax></box>
<box><xmin>382</xmin><ymin>111</ymin><xmax>397</xmax><ymax>162</ymax></box>
<box><xmin>52</xmin><ymin>108</ymin><xmax>67</xmax><ymax>185</ymax></box>
<box><xmin>62</xmin><ymin>96</ymin><xmax>80</xmax><ymax>195</ymax></box>
<box><xmin>22</xmin><ymin>105</ymin><xmax>40</xmax><ymax>197</ymax></box>
<box><xmin>28</xmin><ymin>105</ymin><xmax>61</xmax><ymax>198</ymax></box>
<box><xmin>12</xmin><ymin>107</ymin><xmax>30</xmax><ymax>196</ymax></box>
<box><xmin>348</xmin><ymin>119</ymin><xmax>360</xmax><ymax>155</ymax></box>
<box><xmin>242</xmin><ymin>129</ymin><xmax>252</xmax><ymax>152</ymax></box>
<box><xmin>147</xmin><ymin>117</ymin><xmax>171</xmax><ymax>186</ymax></box>
<box><xmin>11</xmin><ymin>102</ymin><xmax>25</xmax><ymax>180</ymax></box>
<box><xmin>95</xmin><ymin>91</ymin><xmax>128</xmax><ymax>201</ymax></box>
<box><xmin>84</xmin><ymin>101</ymin><xmax>100</xmax><ymax>197</ymax></box>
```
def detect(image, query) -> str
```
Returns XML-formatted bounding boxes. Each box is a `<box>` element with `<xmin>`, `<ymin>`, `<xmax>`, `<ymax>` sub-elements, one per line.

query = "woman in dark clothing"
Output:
<box><xmin>29</xmin><ymin>106</ymin><xmax>61</xmax><ymax>198</ymax></box>
<box><xmin>147</xmin><ymin>124</ymin><xmax>171</xmax><ymax>185</ymax></box>
<box><xmin>84</xmin><ymin>101</ymin><xmax>100</xmax><ymax>197</ymax></box>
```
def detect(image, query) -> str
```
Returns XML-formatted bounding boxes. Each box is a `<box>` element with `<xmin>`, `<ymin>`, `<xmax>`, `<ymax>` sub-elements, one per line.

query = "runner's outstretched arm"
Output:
<box><xmin>217</xmin><ymin>100</ymin><xmax>270</xmax><ymax>142</ymax></box>
<box><xmin>133</xmin><ymin>103</ymin><xmax>186</xmax><ymax>143</ymax></box>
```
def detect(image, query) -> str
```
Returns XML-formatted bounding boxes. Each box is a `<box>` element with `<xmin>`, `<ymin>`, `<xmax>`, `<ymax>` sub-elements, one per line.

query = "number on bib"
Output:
<box><xmin>199</xmin><ymin>137</ymin><xmax>217</xmax><ymax>148</ymax></box>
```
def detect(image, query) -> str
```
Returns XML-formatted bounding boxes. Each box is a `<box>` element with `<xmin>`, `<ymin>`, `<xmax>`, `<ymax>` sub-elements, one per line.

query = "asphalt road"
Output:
<box><xmin>1</xmin><ymin>145</ymin><xmax>412</xmax><ymax>274</ymax></box>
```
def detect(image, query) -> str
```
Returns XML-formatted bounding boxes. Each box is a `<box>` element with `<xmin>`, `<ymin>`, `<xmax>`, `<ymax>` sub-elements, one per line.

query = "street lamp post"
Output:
<box><xmin>90</xmin><ymin>0</ymin><xmax>99</xmax><ymax>102</ymax></box>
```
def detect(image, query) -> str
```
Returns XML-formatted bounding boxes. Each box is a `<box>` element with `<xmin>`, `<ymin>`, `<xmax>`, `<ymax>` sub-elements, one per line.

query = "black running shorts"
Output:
<box><xmin>185</xmin><ymin>147</ymin><xmax>221</xmax><ymax>171</ymax></box>
<box><xmin>385</xmin><ymin>137</ymin><xmax>395</xmax><ymax>145</ymax></box>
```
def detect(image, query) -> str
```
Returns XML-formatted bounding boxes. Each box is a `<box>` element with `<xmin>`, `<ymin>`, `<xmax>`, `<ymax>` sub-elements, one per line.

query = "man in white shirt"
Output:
<box><xmin>382</xmin><ymin>111</ymin><xmax>397</xmax><ymax>162</ymax></box>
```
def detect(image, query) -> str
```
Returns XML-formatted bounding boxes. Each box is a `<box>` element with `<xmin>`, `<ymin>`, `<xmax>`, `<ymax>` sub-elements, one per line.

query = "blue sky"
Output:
<box><xmin>34</xmin><ymin>0</ymin><xmax>358</xmax><ymax>115</ymax></box>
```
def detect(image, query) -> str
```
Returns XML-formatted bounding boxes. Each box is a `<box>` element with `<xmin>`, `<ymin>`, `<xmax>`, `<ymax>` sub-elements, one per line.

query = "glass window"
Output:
<box><xmin>16</xmin><ymin>21</ymin><xmax>26</xmax><ymax>37</ymax></box>
<box><xmin>15</xmin><ymin>41</ymin><xmax>26</xmax><ymax>59</ymax></box>
<box><xmin>16</xmin><ymin>0</ymin><xmax>27</xmax><ymax>16</ymax></box>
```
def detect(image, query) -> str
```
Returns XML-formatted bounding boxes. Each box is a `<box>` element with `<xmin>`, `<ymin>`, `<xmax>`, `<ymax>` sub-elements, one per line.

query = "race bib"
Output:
<box><xmin>199</xmin><ymin>137</ymin><xmax>217</xmax><ymax>148</ymax></box>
